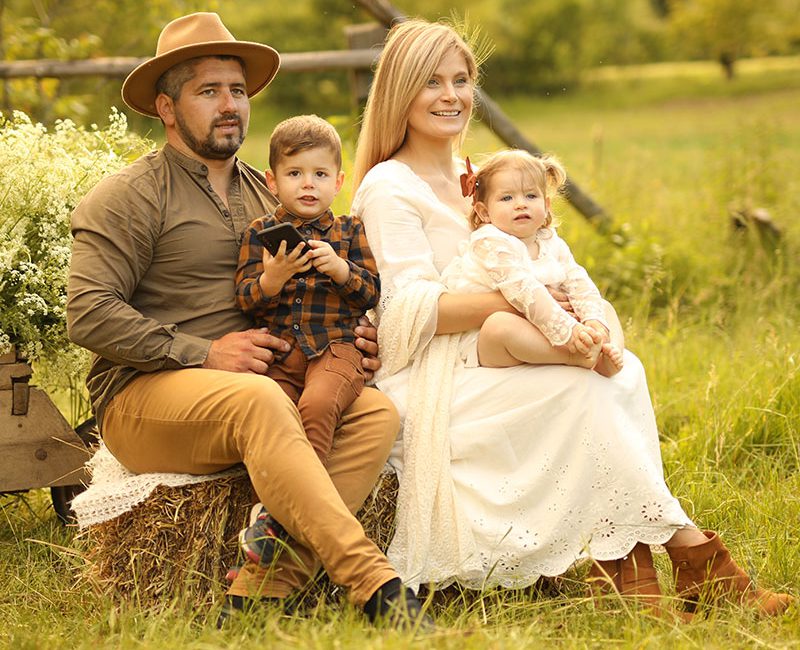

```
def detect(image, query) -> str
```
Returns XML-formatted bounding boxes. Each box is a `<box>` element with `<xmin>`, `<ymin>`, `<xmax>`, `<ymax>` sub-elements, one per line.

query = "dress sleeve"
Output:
<box><xmin>550</xmin><ymin>233</ymin><xmax>608</xmax><ymax>326</ymax></box>
<box><xmin>469</xmin><ymin>230</ymin><xmax>579</xmax><ymax>346</ymax></box>
<box><xmin>353</xmin><ymin>170</ymin><xmax>441</xmax><ymax>345</ymax></box>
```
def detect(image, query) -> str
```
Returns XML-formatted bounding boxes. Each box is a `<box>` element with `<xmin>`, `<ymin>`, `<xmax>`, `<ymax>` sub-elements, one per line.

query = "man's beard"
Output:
<box><xmin>175</xmin><ymin>111</ymin><xmax>246</xmax><ymax>160</ymax></box>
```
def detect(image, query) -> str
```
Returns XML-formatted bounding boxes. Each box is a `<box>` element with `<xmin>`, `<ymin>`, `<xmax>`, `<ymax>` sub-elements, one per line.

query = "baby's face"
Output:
<box><xmin>480</xmin><ymin>169</ymin><xmax>548</xmax><ymax>240</ymax></box>
<box><xmin>266</xmin><ymin>147</ymin><xmax>344</xmax><ymax>220</ymax></box>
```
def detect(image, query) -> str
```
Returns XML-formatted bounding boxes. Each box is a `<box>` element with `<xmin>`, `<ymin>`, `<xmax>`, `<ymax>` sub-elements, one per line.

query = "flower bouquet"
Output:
<box><xmin>0</xmin><ymin>110</ymin><xmax>150</xmax><ymax>414</ymax></box>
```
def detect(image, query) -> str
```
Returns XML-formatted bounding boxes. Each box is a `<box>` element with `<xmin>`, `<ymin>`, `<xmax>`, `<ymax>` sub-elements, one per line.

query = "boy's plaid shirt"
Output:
<box><xmin>235</xmin><ymin>206</ymin><xmax>380</xmax><ymax>358</ymax></box>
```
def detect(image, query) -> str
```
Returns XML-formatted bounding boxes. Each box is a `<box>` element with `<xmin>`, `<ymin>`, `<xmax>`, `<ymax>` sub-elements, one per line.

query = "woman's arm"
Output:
<box><xmin>436</xmin><ymin>291</ymin><xmax>516</xmax><ymax>334</ymax></box>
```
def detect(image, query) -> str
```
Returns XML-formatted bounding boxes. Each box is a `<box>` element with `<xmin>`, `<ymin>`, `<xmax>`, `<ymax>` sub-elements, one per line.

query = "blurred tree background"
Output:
<box><xmin>1</xmin><ymin>0</ymin><xmax>799</xmax><ymax>125</ymax></box>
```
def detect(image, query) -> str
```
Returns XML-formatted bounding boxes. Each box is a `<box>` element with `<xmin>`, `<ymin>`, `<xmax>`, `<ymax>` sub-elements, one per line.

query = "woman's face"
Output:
<box><xmin>405</xmin><ymin>48</ymin><xmax>473</xmax><ymax>144</ymax></box>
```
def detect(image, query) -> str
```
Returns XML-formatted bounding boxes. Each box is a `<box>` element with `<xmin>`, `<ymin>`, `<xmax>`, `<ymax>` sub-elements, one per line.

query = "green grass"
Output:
<box><xmin>2</xmin><ymin>57</ymin><xmax>800</xmax><ymax>648</ymax></box>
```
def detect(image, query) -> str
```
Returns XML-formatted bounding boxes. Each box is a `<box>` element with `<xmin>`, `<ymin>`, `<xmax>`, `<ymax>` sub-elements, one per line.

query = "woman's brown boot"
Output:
<box><xmin>665</xmin><ymin>530</ymin><xmax>793</xmax><ymax>616</ymax></box>
<box><xmin>587</xmin><ymin>543</ymin><xmax>662</xmax><ymax>608</ymax></box>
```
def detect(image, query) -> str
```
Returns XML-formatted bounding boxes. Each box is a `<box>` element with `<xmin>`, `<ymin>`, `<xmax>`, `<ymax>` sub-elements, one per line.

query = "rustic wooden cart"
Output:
<box><xmin>0</xmin><ymin>347</ymin><xmax>95</xmax><ymax>521</ymax></box>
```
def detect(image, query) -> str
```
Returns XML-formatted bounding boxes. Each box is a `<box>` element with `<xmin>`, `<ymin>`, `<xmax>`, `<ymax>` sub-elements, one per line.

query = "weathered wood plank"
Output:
<box><xmin>0</xmin><ymin>388</ymin><xmax>90</xmax><ymax>491</ymax></box>
<box><xmin>0</xmin><ymin>362</ymin><xmax>33</xmax><ymax>390</ymax></box>
<box><xmin>0</xmin><ymin>49</ymin><xmax>379</xmax><ymax>79</ymax></box>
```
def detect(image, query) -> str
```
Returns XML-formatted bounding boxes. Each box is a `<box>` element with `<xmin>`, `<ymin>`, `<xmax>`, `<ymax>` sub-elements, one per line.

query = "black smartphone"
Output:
<box><xmin>255</xmin><ymin>223</ymin><xmax>310</xmax><ymax>257</ymax></box>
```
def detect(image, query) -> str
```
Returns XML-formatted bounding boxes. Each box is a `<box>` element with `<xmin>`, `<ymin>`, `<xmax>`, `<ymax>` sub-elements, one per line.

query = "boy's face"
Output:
<box><xmin>265</xmin><ymin>147</ymin><xmax>344</xmax><ymax>220</ymax></box>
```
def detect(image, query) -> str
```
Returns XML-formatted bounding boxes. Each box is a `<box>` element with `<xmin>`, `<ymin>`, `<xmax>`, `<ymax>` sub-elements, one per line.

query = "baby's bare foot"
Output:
<box><xmin>593</xmin><ymin>343</ymin><xmax>624</xmax><ymax>377</ymax></box>
<box><xmin>570</xmin><ymin>341</ymin><xmax>602</xmax><ymax>370</ymax></box>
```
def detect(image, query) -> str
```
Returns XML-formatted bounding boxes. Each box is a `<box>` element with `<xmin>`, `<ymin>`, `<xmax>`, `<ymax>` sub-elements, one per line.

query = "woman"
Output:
<box><xmin>351</xmin><ymin>18</ymin><xmax>791</xmax><ymax>616</ymax></box>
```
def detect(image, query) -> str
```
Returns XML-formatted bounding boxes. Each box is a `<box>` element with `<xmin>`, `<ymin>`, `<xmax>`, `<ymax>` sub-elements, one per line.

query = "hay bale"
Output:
<box><xmin>79</xmin><ymin>467</ymin><xmax>399</xmax><ymax>608</ymax></box>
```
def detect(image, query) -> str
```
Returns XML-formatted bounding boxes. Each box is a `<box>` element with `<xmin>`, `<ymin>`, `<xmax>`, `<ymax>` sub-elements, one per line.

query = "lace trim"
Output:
<box><xmin>71</xmin><ymin>444</ymin><xmax>246</xmax><ymax>529</ymax></box>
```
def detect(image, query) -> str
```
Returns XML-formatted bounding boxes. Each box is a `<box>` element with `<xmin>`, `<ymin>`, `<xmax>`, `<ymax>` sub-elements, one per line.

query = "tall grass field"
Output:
<box><xmin>2</xmin><ymin>59</ymin><xmax>799</xmax><ymax>648</ymax></box>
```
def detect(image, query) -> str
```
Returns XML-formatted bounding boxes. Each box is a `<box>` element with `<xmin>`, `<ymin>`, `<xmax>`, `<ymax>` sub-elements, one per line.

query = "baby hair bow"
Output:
<box><xmin>459</xmin><ymin>157</ymin><xmax>478</xmax><ymax>202</ymax></box>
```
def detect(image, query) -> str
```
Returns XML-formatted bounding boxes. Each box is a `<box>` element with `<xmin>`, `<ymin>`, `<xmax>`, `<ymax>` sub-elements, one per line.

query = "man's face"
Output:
<box><xmin>167</xmin><ymin>58</ymin><xmax>250</xmax><ymax>161</ymax></box>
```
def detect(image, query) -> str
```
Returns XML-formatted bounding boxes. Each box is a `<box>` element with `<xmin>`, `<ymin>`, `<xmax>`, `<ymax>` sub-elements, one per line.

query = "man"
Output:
<box><xmin>67</xmin><ymin>12</ymin><xmax>428</xmax><ymax>629</ymax></box>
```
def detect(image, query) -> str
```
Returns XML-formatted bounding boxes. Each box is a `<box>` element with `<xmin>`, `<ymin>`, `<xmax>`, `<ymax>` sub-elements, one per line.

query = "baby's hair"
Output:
<box><xmin>468</xmin><ymin>149</ymin><xmax>567</xmax><ymax>232</ymax></box>
<box><xmin>268</xmin><ymin>114</ymin><xmax>343</xmax><ymax>172</ymax></box>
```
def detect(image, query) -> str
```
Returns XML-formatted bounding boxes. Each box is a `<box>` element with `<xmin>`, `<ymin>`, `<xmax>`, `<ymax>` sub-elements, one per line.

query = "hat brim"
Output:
<box><xmin>122</xmin><ymin>41</ymin><xmax>280</xmax><ymax>118</ymax></box>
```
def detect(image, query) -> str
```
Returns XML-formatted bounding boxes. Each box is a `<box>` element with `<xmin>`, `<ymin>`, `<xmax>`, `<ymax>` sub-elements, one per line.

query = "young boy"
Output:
<box><xmin>234</xmin><ymin>115</ymin><xmax>380</xmax><ymax>567</ymax></box>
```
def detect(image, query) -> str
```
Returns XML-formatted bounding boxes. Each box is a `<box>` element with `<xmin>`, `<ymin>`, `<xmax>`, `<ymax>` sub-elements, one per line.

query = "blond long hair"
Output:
<box><xmin>352</xmin><ymin>19</ymin><xmax>479</xmax><ymax>192</ymax></box>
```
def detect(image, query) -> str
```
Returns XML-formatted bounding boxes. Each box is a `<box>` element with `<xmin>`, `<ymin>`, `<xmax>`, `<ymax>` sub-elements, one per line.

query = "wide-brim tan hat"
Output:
<box><xmin>122</xmin><ymin>12</ymin><xmax>280</xmax><ymax>118</ymax></box>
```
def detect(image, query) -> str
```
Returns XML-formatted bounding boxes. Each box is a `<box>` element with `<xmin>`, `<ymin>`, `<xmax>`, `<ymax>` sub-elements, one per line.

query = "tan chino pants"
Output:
<box><xmin>101</xmin><ymin>368</ymin><xmax>399</xmax><ymax>606</ymax></box>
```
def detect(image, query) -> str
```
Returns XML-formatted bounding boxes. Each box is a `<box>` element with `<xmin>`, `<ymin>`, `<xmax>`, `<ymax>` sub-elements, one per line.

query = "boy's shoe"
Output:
<box><xmin>239</xmin><ymin>503</ymin><xmax>293</xmax><ymax>568</ymax></box>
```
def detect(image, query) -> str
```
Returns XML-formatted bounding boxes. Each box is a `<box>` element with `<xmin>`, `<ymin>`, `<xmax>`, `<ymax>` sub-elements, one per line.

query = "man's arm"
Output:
<box><xmin>67</xmin><ymin>173</ymin><xmax>213</xmax><ymax>370</ymax></box>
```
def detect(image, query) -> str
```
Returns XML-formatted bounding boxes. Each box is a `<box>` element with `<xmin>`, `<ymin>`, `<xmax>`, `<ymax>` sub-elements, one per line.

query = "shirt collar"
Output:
<box><xmin>273</xmin><ymin>205</ymin><xmax>334</xmax><ymax>234</ymax></box>
<box><xmin>163</xmin><ymin>142</ymin><xmax>243</xmax><ymax>181</ymax></box>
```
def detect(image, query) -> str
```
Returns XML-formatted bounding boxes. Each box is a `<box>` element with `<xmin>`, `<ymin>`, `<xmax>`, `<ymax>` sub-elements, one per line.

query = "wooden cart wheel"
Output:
<box><xmin>50</xmin><ymin>417</ymin><xmax>99</xmax><ymax>524</ymax></box>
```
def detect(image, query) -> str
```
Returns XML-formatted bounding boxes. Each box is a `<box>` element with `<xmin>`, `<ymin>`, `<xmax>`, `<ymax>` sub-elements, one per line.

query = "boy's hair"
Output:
<box><xmin>468</xmin><ymin>149</ymin><xmax>567</xmax><ymax>231</ymax></box>
<box><xmin>268</xmin><ymin>114</ymin><xmax>342</xmax><ymax>171</ymax></box>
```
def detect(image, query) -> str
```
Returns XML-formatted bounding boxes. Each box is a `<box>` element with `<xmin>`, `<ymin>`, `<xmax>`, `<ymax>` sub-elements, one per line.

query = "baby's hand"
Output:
<box><xmin>566</xmin><ymin>323</ymin><xmax>601</xmax><ymax>356</ymax></box>
<box><xmin>583</xmin><ymin>319</ymin><xmax>610</xmax><ymax>345</ymax></box>
<box><xmin>259</xmin><ymin>241</ymin><xmax>312</xmax><ymax>296</ymax></box>
<box><xmin>308</xmin><ymin>240</ymin><xmax>349</xmax><ymax>284</ymax></box>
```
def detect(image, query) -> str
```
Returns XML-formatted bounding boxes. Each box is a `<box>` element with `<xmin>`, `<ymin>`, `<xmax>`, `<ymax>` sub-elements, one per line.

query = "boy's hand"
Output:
<box><xmin>259</xmin><ymin>240</ymin><xmax>312</xmax><ymax>296</ymax></box>
<box><xmin>307</xmin><ymin>239</ymin><xmax>349</xmax><ymax>284</ymax></box>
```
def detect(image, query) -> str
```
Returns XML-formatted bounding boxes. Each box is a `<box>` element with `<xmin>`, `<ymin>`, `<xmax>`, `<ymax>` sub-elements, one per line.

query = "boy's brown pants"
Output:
<box><xmin>100</xmin><ymin>367</ymin><xmax>399</xmax><ymax>606</ymax></box>
<box><xmin>266</xmin><ymin>341</ymin><xmax>366</xmax><ymax>463</ymax></box>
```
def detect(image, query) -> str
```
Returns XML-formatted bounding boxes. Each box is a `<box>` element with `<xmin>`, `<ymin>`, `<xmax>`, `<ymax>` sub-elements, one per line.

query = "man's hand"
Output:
<box><xmin>203</xmin><ymin>328</ymin><xmax>291</xmax><ymax>373</ymax></box>
<box><xmin>354</xmin><ymin>315</ymin><xmax>381</xmax><ymax>381</ymax></box>
<box><xmin>548</xmin><ymin>286</ymin><xmax>576</xmax><ymax>317</ymax></box>
<box><xmin>259</xmin><ymin>241</ymin><xmax>312</xmax><ymax>297</ymax></box>
<box><xmin>308</xmin><ymin>239</ymin><xmax>349</xmax><ymax>284</ymax></box>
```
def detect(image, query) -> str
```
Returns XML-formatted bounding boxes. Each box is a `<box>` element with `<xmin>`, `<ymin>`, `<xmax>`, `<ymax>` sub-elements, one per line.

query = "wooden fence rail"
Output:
<box><xmin>0</xmin><ymin>5</ymin><xmax>611</xmax><ymax>228</ymax></box>
<box><xmin>0</xmin><ymin>49</ymin><xmax>379</xmax><ymax>79</ymax></box>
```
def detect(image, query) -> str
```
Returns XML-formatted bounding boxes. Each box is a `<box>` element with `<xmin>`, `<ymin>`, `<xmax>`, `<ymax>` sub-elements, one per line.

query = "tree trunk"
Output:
<box><xmin>719</xmin><ymin>52</ymin><xmax>735</xmax><ymax>80</ymax></box>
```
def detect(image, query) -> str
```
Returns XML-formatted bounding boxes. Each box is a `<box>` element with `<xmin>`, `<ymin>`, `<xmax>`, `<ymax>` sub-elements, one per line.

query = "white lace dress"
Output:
<box><xmin>441</xmin><ymin>223</ymin><xmax>609</xmax><ymax>362</ymax></box>
<box><xmin>351</xmin><ymin>159</ymin><xmax>693</xmax><ymax>591</ymax></box>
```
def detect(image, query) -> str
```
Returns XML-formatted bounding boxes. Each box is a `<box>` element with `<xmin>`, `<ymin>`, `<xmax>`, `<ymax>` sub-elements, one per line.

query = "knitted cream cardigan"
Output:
<box><xmin>377</xmin><ymin>276</ymin><xmax>482</xmax><ymax>591</ymax></box>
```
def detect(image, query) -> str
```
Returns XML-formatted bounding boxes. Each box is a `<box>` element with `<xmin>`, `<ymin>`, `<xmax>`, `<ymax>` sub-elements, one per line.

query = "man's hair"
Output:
<box><xmin>155</xmin><ymin>55</ymin><xmax>245</xmax><ymax>102</ymax></box>
<box><xmin>268</xmin><ymin>115</ymin><xmax>343</xmax><ymax>171</ymax></box>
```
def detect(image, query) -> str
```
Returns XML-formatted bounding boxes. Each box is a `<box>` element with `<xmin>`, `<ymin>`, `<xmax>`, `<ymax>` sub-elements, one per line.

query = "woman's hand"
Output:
<box><xmin>354</xmin><ymin>315</ymin><xmax>381</xmax><ymax>380</ymax></box>
<box><xmin>548</xmin><ymin>286</ymin><xmax>576</xmax><ymax>317</ymax></box>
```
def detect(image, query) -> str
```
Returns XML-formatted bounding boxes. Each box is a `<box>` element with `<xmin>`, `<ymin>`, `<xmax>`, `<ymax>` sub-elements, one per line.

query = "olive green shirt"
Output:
<box><xmin>67</xmin><ymin>144</ymin><xmax>278</xmax><ymax>425</ymax></box>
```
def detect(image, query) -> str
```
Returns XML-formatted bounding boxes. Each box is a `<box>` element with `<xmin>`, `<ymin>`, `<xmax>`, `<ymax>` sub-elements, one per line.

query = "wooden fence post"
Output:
<box><xmin>344</xmin><ymin>23</ymin><xmax>387</xmax><ymax>112</ymax></box>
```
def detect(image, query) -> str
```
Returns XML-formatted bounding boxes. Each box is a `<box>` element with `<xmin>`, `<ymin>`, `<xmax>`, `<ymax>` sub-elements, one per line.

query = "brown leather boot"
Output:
<box><xmin>587</xmin><ymin>543</ymin><xmax>662</xmax><ymax>608</ymax></box>
<box><xmin>665</xmin><ymin>530</ymin><xmax>794</xmax><ymax>616</ymax></box>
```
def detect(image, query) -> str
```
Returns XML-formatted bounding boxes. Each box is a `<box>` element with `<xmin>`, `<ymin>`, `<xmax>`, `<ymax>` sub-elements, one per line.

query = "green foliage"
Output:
<box><xmin>666</xmin><ymin>0</ymin><xmax>800</xmax><ymax>78</ymax></box>
<box><xmin>0</xmin><ymin>109</ymin><xmax>151</xmax><ymax>412</ymax></box>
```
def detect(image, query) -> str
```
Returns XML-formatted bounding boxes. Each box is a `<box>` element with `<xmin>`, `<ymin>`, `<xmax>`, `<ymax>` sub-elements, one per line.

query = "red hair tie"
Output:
<box><xmin>459</xmin><ymin>157</ymin><xmax>478</xmax><ymax>204</ymax></box>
